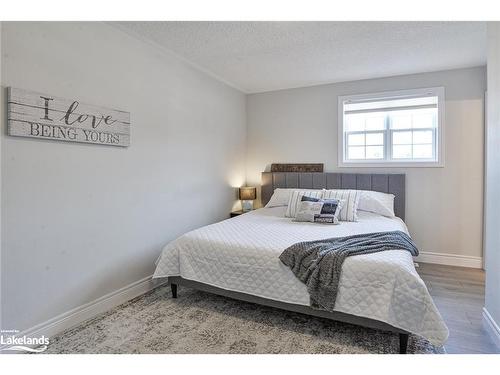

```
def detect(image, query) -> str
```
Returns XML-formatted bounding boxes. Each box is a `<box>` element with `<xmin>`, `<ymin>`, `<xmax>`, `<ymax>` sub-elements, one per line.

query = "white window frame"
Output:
<box><xmin>338</xmin><ymin>87</ymin><xmax>445</xmax><ymax>168</ymax></box>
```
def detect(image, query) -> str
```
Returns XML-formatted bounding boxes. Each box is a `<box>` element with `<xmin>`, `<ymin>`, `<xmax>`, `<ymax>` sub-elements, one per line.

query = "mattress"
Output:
<box><xmin>153</xmin><ymin>206</ymin><xmax>448</xmax><ymax>345</ymax></box>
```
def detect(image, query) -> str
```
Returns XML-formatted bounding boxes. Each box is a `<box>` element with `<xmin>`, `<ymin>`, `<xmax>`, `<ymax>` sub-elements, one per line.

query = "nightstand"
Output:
<box><xmin>230</xmin><ymin>210</ymin><xmax>248</xmax><ymax>218</ymax></box>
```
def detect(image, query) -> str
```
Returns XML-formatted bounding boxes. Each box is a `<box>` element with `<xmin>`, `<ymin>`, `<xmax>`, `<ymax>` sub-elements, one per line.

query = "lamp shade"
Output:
<box><xmin>239</xmin><ymin>186</ymin><xmax>256</xmax><ymax>200</ymax></box>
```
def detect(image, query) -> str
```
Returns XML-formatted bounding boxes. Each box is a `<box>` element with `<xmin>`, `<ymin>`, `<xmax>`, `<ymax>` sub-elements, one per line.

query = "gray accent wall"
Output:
<box><xmin>247</xmin><ymin>67</ymin><xmax>486</xmax><ymax>263</ymax></box>
<box><xmin>0</xmin><ymin>22</ymin><xmax>247</xmax><ymax>332</ymax></box>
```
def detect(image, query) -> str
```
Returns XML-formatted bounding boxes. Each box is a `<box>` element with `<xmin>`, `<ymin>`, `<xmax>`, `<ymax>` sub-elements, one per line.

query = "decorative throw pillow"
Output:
<box><xmin>285</xmin><ymin>190</ymin><xmax>323</xmax><ymax>217</ymax></box>
<box><xmin>294</xmin><ymin>197</ymin><xmax>344</xmax><ymax>224</ymax></box>
<box><xmin>322</xmin><ymin>189</ymin><xmax>361</xmax><ymax>222</ymax></box>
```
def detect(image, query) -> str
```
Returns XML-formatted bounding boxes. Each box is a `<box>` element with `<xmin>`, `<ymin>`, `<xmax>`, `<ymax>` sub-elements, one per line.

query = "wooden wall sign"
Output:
<box><xmin>7</xmin><ymin>87</ymin><xmax>130</xmax><ymax>147</ymax></box>
<box><xmin>271</xmin><ymin>163</ymin><xmax>324</xmax><ymax>173</ymax></box>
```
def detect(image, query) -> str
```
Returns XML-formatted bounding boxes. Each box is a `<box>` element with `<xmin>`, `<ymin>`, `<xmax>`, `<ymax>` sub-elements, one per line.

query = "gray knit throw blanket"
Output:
<box><xmin>279</xmin><ymin>230</ymin><xmax>419</xmax><ymax>311</ymax></box>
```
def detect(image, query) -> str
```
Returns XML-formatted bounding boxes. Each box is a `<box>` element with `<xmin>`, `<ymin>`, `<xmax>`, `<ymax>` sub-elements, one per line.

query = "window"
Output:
<box><xmin>338</xmin><ymin>87</ymin><xmax>444</xmax><ymax>167</ymax></box>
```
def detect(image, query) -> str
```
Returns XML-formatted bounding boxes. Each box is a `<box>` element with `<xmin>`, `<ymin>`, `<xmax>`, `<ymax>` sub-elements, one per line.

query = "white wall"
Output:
<box><xmin>0</xmin><ymin>22</ymin><xmax>247</xmax><ymax>332</ymax></box>
<box><xmin>247</xmin><ymin>67</ymin><xmax>485</xmax><ymax>262</ymax></box>
<box><xmin>484</xmin><ymin>23</ymin><xmax>500</xmax><ymax>346</ymax></box>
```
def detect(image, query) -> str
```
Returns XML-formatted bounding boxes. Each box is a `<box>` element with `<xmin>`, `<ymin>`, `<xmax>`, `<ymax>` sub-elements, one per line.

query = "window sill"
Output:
<box><xmin>338</xmin><ymin>160</ymin><xmax>444</xmax><ymax>168</ymax></box>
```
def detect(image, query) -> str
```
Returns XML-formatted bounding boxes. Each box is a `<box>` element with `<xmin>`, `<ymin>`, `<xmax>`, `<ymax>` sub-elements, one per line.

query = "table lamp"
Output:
<box><xmin>239</xmin><ymin>187</ymin><xmax>257</xmax><ymax>211</ymax></box>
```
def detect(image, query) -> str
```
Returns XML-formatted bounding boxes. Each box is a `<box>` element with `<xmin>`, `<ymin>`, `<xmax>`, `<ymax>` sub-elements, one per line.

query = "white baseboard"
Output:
<box><xmin>483</xmin><ymin>308</ymin><xmax>500</xmax><ymax>349</ymax></box>
<box><xmin>5</xmin><ymin>274</ymin><xmax>166</xmax><ymax>347</ymax></box>
<box><xmin>416</xmin><ymin>251</ymin><xmax>483</xmax><ymax>269</ymax></box>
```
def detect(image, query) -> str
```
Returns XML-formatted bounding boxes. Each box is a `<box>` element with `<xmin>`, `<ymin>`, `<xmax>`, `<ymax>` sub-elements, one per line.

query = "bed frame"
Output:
<box><xmin>169</xmin><ymin>172</ymin><xmax>410</xmax><ymax>353</ymax></box>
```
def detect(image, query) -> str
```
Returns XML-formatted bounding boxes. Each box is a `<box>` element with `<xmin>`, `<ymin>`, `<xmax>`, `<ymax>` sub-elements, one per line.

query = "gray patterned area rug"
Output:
<box><xmin>45</xmin><ymin>285</ymin><xmax>444</xmax><ymax>354</ymax></box>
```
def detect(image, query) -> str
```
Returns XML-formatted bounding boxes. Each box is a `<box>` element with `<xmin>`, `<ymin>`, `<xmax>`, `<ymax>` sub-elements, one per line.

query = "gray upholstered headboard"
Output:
<box><xmin>261</xmin><ymin>172</ymin><xmax>405</xmax><ymax>220</ymax></box>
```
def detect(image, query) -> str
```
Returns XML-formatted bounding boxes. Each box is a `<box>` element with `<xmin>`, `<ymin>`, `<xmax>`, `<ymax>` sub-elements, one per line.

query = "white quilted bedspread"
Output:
<box><xmin>153</xmin><ymin>207</ymin><xmax>449</xmax><ymax>345</ymax></box>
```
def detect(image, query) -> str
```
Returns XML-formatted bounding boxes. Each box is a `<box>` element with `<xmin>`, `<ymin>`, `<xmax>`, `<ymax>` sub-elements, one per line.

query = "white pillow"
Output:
<box><xmin>265</xmin><ymin>188</ymin><xmax>294</xmax><ymax>208</ymax></box>
<box><xmin>285</xmin><ymin>190</ymin><xmax>324</xmax><ymax>218</ymax></box>
<box><xmin>358</xmin><ymin>190</ymin><xmax>395</xmax><ymax>217</ymax></box>
<box><xmin>265</xmin><ymin>188</ymin><xmax>322</xmax><ymax>208</ymax></box>
<box><xmin>322</xmin><ymin>189</ymin><xmax>361</xmax><ymax>222</ymax></box>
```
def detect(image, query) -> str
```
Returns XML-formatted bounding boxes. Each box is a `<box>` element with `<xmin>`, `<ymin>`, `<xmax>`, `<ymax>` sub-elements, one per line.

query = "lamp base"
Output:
<box><xmin>242</xmin><ymin>200</ymin><xmax>254</xmax><ymax>212</ymax></box>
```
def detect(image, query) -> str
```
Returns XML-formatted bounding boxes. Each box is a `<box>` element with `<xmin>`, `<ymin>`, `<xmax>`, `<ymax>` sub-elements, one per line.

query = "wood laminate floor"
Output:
<box><xmin>417</xmin><ymin>262</ymin><xmax>499</xmax><ymax>354</ymax></box>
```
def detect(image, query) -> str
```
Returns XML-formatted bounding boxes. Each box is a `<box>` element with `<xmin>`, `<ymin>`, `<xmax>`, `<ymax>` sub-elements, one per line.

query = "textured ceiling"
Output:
<box><xmin>115</xmin><ymin>22</ymin><xmax>487</xmax><ymax>93</ymax></box>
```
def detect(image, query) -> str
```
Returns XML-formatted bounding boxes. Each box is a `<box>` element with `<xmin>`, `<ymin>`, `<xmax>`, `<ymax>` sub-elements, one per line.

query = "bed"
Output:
<box><xmin>153</xmin><ymin>172</ymin><xmax>448</xmax><ymax>353</ymax></box>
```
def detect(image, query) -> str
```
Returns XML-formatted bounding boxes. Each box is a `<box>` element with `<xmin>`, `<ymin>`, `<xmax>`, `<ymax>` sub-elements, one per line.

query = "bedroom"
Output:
<box><xmin>1</xmin><ymin>0</ymin><xmax>500</xmax><ymax>373</ymax></box>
